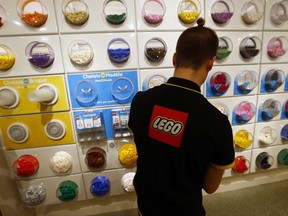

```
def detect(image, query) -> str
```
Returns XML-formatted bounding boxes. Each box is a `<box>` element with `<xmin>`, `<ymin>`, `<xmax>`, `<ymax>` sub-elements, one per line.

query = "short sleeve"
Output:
<box><xmin>210</xmin><ymin>116</ymin><xmax>235</xmax><ymax>170</ymax></box>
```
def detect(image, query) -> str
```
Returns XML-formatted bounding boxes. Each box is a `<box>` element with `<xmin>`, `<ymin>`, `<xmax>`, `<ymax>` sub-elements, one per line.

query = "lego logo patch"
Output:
<box><xmin>149</xmin><ymin>105</ymin><xmax>188</xmax><ymax>148</ymax></box>
<box><xmin>152</xmin><ymin>117</ymin><xmax>183</xmax><ymax>135</ymax></box>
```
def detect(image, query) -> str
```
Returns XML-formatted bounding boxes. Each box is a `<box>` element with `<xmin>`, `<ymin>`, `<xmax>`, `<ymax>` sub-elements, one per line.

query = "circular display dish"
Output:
<box><xmin>7</xmin><ymin>123</ymin><xmax>29</xmax><ymax>143</ymax></box>
<box><xmin>267</xmin><ymin>36</ymin><xmax>288</xmax><ymax>58</ymax></box>
<box><xmin>13</xmin><ymin>154</ymin><xmax>39</xmax><ymax>177</ymax></box>
<box><xmin>62</xmin><ymin>0</ymin><xmax>89</xmax><ymax>25</ymax></box>
<box><xmin>270</xmin><ymin>0</ymin><xmax>288</xmax><ymax>25</ymax></box>
<box><xmin>261</xmin><ymin>99</ymin><xmax>281</xmax><ymax>120</ymax></box>
<box><xmin>16</xmin><ymin>0</ymin><xmax>48</xmax><ymax>27</ymax></box>
<box><xmin>0</xmin><ymin>5</ymin><xmax>7</xmax><ymax>28</ymax></box>
<box><xmin>85</xmin><ymin>147</ymin><xmax>106</xmax><ymax>169</ymax></box>
<box><xmin>211</xmin><ymin>0</ymin><xmax>234</xmax><ymax>24</ymax></box>
<box><xmin>121</xmin><ymin>172</ymin><xmax>135</xmax><ymax>192</ymax></box>
<box><xmin>107</xmin><ymin>38</ymin><xmax>130</xmax><ymax>63</ymax></box>
<box><xmin>209</xmin><ymin>71</ymin><xmax>231</xmax><ymax>95</ymax></box>
<box><xmin>177</xmin><ymin>0</ymin><xmax>201</xmax><ymax>24</ymax></box>
<box><xmin>68</xmin><ymin>40</ymin><xmax>93</xmax><ymax>67</ymax></box>
<box><xmin>118</xmin><ymin>143</ymin><xmax>138</xmax><ymax>165</ymax></box>
<box><xmin>235</xmin><ymin>101</ymin><xmax>256</xmax><ymax>122</ymax></box>
<box><xmin>214</xmin><ymin>103</ymin><xmax>229</xmax><ymax>116</ymax></box>
<box><xmin>142</xmin><ymin>0</ymin><xmax>166</xmax><ymax>25</ymax></box>
<box><xmin>258</xmin><ymin>126</ymin><xmax>278</xmax><ymax>145</ymax></box>
<box><xmin>0</xmin><ymin>44</ymin><xmax>16</xmax><ymax>71</ymax></box>
<box><xmin>74</xmin><ymin>79</ymin><xmax>98</xmax><ymax>107</ymax></box>
<box><xmin>26</xmin><ymin>41</ymin><xmax>54</xmax><ymax>69</ymax></box>
<box><xmin>277</xmin><ymin>149</ymin><xmax>288</xmax><ymax>165</ymax></box>
<box><xmin>45</xmin><ymin>120</ymin><xmax>66</xmax><ymax>140</ymax></box>
<box><xmin>236</xmin><ymin>70</ymin><xmax>258</xmax><ymax>92</ymax></box>
<box><xmin>111</xmin><ymin>77</ymin><xmax>134</xmax><ymax>104</ymax></box>
<box><xmin>216</xmin><ymin>36</ymin><xmax>233</xmax><ymax>60</ymax></box>
<box><xmin>56</xmin><ymin>180</ymin><xmax>78</xmax><ymax>201</ymax></box>
<box><xmin>144</xmin><ymin>74</ymin><xmax>167</xmax><ymax>90</ymax></box>
<box><xmin>22</xmin><ymin>184</ymin><xmax>47</xmax><ymax>206</ymax></box>
<box><xmin>280</xmin><ymin>124</ymin><xmax>288</xmax><ymax>140</ymax></box>
<box><xmin>233</xmin><ymin>129</ymin><xmax>253</xmax><ymax>149</ymax></box>
<box><xmin>241</xmin><ymin>0</ymin><xmax>264</xmax><ymax>24</ymax></box>
<box><xmin>239</xmin><ymin>37</ymin><xmax>261</xmax><ymax>59</ymax></box>
<box><xmin>0</xmin><ymin>87</ymin><xmax>19</xmax><ymax>108</ymax></box>
<box><xmin>90</xmin><ymin>176</ymin><xmax>111</xmax><ymax>196</ymax></box>
<box><xmin>103</xmin><ymin>0</ymin><xmax>127</xmax><ymax>25</ymax></box>
<box><xmin>50</xmin><ymin>151</ymin><xmax>73</xmax><ymax>173</ymax></box>
<box><xmin>233</xmin><ymin>156</ymin><xmax>250</xmax><ymax>174</ymax></box>
<box><xmin>285</xmin><ymin>100</ymin><xmax>288</xmax><ymax>117</ymax></box>
<box><xmin>28</xmin><ymin>84</ymin><xmax>58</xmax><ymax>105</ymax></box>
<box><xmin>256</xmin><ymin>152</ymin><xmax>274</xmax><ymax>170</ymax></box>
<box><xmin>264</xmin><ymin>69</ymin><xmax>284</xmax><ymax>92</ymax></box>
<box><xmin>145</xmin><ymin>37</ymin><xmax>167</xmax><ymax>62</ymax></box>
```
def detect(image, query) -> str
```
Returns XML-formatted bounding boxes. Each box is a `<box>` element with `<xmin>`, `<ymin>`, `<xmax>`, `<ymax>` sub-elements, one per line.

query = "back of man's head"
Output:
<box><xmin>175</xmin><ymin>18</ymin><xmax>219</xmax><ymax>70</ymax></box>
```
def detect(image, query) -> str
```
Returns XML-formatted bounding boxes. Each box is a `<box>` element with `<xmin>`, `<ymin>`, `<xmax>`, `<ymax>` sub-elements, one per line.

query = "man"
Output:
<box><xmin>128</xmin><ymin>18</ymin><xmax>235</xmax><ymax>216</ymax></box>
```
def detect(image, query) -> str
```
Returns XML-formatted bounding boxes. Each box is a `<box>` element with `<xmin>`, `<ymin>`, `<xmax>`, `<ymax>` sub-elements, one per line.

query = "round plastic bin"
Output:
<box><xmin>85</xmin><ymin>147</ymin><xmax>106</xmax><ymax>169</ymax></box>
<box><xmin>111</xmin><ymin>77</ymin><xmax>134</xmax><ymax>104</ymax></box>
<box><xmin>233</xmin><ymin>129</ymin><xmax>253</xmax><ymax>149</ymax></box>
<box><xmin>90</xmin><ymin>176</ymin><xmax>111</xmax><ymax>196</ymax></box>
<box><xmin>256</xmin><ymin>152</ymin><xmax>274</xmax><ymax>170</ymax></box>
<box><xmin>0</xmin><ymin>5</ymin><xmax>7</xmax><ymax>28</ymax></box>
<box><xmin>7</xmin><ymin>123</ymin><xmax>29</xmax><ymax>143</ymax></box>
<box><xmin>270</xmin><ymin>0</ymin><xmax>288</xmax><ymax>25</ymax></box>
<box><xmin>261</xmin><ymin>99</ymin><xmax>281</xmax><ymax>120</ymax></box>
<box><xmin>22</xmin><ymin>184</ymin><xmax>47</xmax><ymax>206</ymax></box>
<box><xmin>277</xmin><ymin>149</ymin><xmax>288</xmax><ymax>165</ymax></box>
<box><xmin>143</xmin><ymin>74</ymin><xmax>167</xmax><ymax>90</ymax></box>
<box><xmin>241</xmin><ymin>0</ymin><xmax>264</xmax><ymax>24</ymax></box>
<box><xmin>144</xmin><ymin>37</ymin><xmax>167</xmax><ymax>62</ymax></box>
<box><xmin>107</xmin><ymin>38</ymin><xmax>130</xmax><ymax>63</ymax></box>
<box><xmin>267</xmin><ymin>36</ymin><xmax>288</xmax><ymax>58</ymax></box>
<box><xmin>209</xmin><ymin>71</ymin><xmax>231</xmax><ymax>95</ymax></box>
<box><xmin>62</xmin><ymin>0</ymin><xmax>89</xmax><ymax>25</ymax></box>
<box><xmin>56</xmin><ymin>180</ymin><xmax>78</xmax><ymax>201</ymax></box>
<box><xmin>258</xmin><ymin>126</ymin><xmax>278</xmax><ymax>145</ymax></box>
<box><xmin>233</xmin><ymin>156</ymin><xmax>250</xmax><ymax>174</ymax></box>
<box><xmin>142</xmin><ymin>0</ymin><xmax>166</xmax><ymax>25</ymax></box>
<box><xmin>74</xmin><ymin>79</ymin><xmax>98</xmax><ymax>107</ymax></box>
<box><xmin>280</xmin><ymin>124</ymin><xmax>288</xmax><ymax>140</ymax></box>
<box><xmin>13</xmin><ymin>154</ymin><xmax>39</xmax><ymax>177</ymax></box>
<box><xmin>235</xmin><ymin>101</ymin><xmax>256</xmax><ymax>122</ymax></box>
<box><xmin>0</xmin><ymin>44</ymin><xmax>16</xmax><ymax>71</ymax></box>
<box><xmin>50</xmin><ymin>151</ymin><xmax>73</xmax><ymax>173</ymax></box>
<box><xmin>118</xmin><ymin>143</ymin><xmax>138</xmax><ymax>166</ymax></box>
<box><xmin>211</xmin><ymin>0</ymin><xmax>234</xmax><ymax>24</ymax></box>
<box><xmin>177</xmin><ymin>0</ymin><xmax>201</xmax><ymax>24</ymax></box>
<box><xmin>16</xmin><ymin>0</ymin><xmax>48</xmax><ymax>27</ymax></box>
<box><xmin>28</xmin><ymin>84</ymin><xmax>58</xmax><ymax>105</ymax></box>
<box><xmin>26</xmin><ymin>41</ymin><xmax>54</xmax><ymax>69</ymax></box>
<box><xmin>121</xmin><ymin>172</ymin><xmax>135</xmax><ymax>192</ymax></box>
<box><xmin>236</xmin><ymin>70</ymin><xmax>258</xmax><ymax>92</ymax></box>
<box><xmin>68</xmin><ymin>40</ymin><xmax>93</xmax><ymax>67</ymax></box>
<box><xmin>216</xmin><ymin>36</ymin><xmax>233</xmax><ymax>60</ymax></box>
<box><xmin>214</xmin><ymin>103</ymin><xmax>229</xmax><ymax>116</ymax></box>
<box><xmin>103</xmin><ymin>0</ymin><xmax>127</xmax><ymax>24</ymax></box>
<box><xmin>264</xmin><ymin>69</ymin><xmax>284</xmax><ymax>92</ymax></box>
<box><xmin>239</xmin><ymin>37</ymin><xmax>261</xmax><ymax>59</ymax></box>
<box><xmin>45</xmin><ymin>120</ymin><xmax>66</xmax><ymax>140</ymax></box>
<box><xmin>0</xmin><ymin>87</ymin><xmax>19</xmax><ymax>108</ymax></box>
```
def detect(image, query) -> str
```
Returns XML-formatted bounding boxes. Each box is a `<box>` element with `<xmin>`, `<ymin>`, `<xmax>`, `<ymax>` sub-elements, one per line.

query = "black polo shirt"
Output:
<box><xmin>128</xmin><ymin>77</ymin><xmax>235</xmax><ymax>216</ymax></box>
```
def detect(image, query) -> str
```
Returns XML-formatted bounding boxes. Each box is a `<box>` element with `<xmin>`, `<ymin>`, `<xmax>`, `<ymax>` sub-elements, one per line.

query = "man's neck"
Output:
<box><xmin>173</xmin><ymin>67</ymin><xmax>207</xmax><ymax>87</ymax></box>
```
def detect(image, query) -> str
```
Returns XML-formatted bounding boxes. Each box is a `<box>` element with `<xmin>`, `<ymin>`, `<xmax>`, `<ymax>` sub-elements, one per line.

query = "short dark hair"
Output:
<box><xmin>175</xmin><ymin>18</ymin><xmax>219</xmax><ymax>70</ymax></box>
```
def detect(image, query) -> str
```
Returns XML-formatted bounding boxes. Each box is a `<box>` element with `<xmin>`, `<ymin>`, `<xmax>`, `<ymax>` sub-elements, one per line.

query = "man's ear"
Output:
<box><xmin>207</xmin><ymin>56</ymin><xmax>216</xmax><ymax>72</ymax></box>
<box><xmin>172</xmin><ymin>53</ymin><xmax>176</xmax><ymax>67</ymax></box>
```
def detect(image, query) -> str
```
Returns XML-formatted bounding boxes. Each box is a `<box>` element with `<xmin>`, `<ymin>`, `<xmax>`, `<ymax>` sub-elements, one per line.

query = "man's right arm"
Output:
<box><xmin>203</xmin><ymin>162</ymin><xmax>234</xmax><ymax>194</ymax></box>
